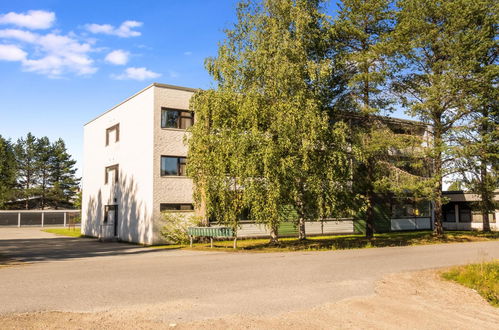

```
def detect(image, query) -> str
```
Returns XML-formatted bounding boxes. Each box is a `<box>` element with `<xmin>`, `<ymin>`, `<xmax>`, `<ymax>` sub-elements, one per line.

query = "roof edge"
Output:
<box><xmin>84</xmin><ymin>83</ymin><xmax>199</xmax><ymax>126</ymax></box>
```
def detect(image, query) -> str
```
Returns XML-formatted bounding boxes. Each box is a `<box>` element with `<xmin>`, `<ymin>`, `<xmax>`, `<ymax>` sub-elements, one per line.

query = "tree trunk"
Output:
<box><xmin>269</xmin><ymin>224</ymin><xmax>279</xmax><ymax>244</ymax></box>
<box><xmin>433</xmin><ymin>155</ymin><xmax>444</xmax><ymax>236</ymax></box>
<box><xmin>479</xmin><ymin>120</ymin><xmax>491</xmax><ymax>232</ymax></box>
<box><xmin>298</xmin><ymin>217</ymin><xmax>306</xmax><ymax>240</ymax></box>
<box><xmin>365</xmin><ymin>160</ymin><xmax>375</xmax><ymax>239</ymax></box>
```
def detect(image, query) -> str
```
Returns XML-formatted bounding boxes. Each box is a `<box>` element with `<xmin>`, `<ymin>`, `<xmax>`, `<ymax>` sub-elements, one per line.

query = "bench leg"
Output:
<box><xmin>210</xmin><ymin>237</ymin><xmax>213</xmax><ymax>248</ymax></box>
<box><xmin>233</xmin><ymin>237</ymin><xmax>237</xmax><ymax>249</ymax></box>
<box><xmin>190</xmin><ymin>235</ymin><xmax>193</xmax><ymax>247</ymax></box>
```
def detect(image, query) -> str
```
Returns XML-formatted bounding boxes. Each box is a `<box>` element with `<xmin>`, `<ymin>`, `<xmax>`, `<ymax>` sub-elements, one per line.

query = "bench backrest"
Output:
<box><xmin>188</xmin><ymin>227</ymin><xmax>234</xmax><ymax>237</ymax></box>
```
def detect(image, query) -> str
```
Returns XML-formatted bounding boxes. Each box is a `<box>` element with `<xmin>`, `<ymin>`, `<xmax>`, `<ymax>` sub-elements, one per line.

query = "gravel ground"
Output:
<box><xmin>1</xmin><ymin>269</ymin><xmax>498</xmax><ymax>329</ymax></box>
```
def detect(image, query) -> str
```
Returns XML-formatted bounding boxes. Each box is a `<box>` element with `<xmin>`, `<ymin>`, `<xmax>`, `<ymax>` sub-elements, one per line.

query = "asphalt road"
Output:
<box><xmin>1</xmin><ymin>228</ymin><xmax>498</xmax><ymax>323</ymax></box>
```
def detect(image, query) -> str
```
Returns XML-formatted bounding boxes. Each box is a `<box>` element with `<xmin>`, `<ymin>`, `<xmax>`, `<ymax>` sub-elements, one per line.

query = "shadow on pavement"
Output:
<box><xmin>0</xmin><ymin>236</ymin><xmax>167</xmax><ymax>263</ymax></box>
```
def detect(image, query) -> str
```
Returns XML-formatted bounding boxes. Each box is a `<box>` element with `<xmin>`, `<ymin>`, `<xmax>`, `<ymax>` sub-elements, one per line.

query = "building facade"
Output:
<box><xmin>82</xmin><ymin>83</ymin><xmax>196</xmax><ymax>244</ymax></box>
<box><xmin>82</xmin><ymin>83</ymin><xmax>497</xmax><ymax>245</ymax></box>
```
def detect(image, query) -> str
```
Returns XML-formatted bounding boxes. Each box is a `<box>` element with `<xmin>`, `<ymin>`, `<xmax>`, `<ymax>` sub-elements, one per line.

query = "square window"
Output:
<box><xmin>106</xmin><ymin>124</ymin><xmax>120</xmax><ymax>145</ymax></box>
<box><xmin>161</xmin><ymin>108</ymin><xmax>193</xmax><ymax>129</ymax></box>
<box><xmin>161</xmin><ymin>156</ymin><xmax>187</xmax><ymax>176</ymax></box>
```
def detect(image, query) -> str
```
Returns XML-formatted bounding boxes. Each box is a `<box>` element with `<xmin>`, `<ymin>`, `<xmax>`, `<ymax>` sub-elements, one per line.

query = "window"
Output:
<box><xmin>105</xmin><ymin>164</ymin><xmax>119</xmax><ymax>184</ymax></box>
<box><xmin>103</xmin><ymin>205</ymin><xmax>117</xmax><ymax>223</ymax></box>
<box><xmin>161</xmin><ymin>156</ymin><xmax>186</xmax><ymax>176</ymax></box>
<box><xmin>106</xmin><ymin>124</ymin><xmax>120</xmax><ymax>145</ymax></box>
<box><xmin>160</xmin><ymin>203</ymin><xmax>194</xmax><ymax>212</ymax></box>
<box><xmin>161</xmin><ymin>108</ymin><xmax>194</xmax><ymax>129</ymax></box>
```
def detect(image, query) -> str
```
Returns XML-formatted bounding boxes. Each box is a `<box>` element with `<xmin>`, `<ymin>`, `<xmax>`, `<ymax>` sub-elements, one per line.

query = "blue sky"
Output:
<box><xmin>0</xmin><ymin>1</ymin><xmax>411</xmax><ymax>177</ymax></box>
<box><xmin>0</xmin><ymin>1</ymin><xmax>243</xmax><ymax>175</ymax></box>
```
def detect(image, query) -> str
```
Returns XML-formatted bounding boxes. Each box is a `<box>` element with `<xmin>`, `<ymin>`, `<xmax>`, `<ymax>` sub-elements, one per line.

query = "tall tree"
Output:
<box><xmin>48</xmin><ymin>138</ymin><xmax>80</xmax><ymax>209</ymax></box>
<box><xmin>188</xmin><ymin>0</ymin><xmax>352</xmax><ymax>242</ymax></box>
<box><xmin>453</xmin><ymin>0</ymin><xmax>498</xmax><ymax>231</ymax></box>
<box><xmin>393</xmin><ymin>0</ymin><xmax>487</xmax><ymax>235</ymax></box>
<box><xmin>333</xmin><ymin>0</ymin><xmax>422</xmax><ymax>238</ymax></box>
<box><xmin>14</xmin><ymin>133</ymin><xmax>39</xmax><ymax>209</ymax></box>
<box><xmin>36</xmin><ymin>136</ymin><xmax>52</xmax><ymax>209</ymax></box>
<box><xmin>0</xmin><ymin>135</ymin><xmax>17</xmax><ymax>208</ymax></box>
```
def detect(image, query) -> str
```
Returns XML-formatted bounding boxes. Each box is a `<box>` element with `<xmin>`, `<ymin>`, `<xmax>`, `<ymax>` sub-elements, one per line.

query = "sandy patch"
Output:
<box><xmin>1</xmin><ymin>269</ymin><xmax>498</xmax><ymax>329</ymax></box>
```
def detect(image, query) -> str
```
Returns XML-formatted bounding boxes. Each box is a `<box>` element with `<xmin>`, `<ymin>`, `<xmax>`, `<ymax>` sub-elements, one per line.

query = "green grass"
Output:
<box><xmin>153</xmin><ymin>230</ymin><xmax>499</xmax><ymax>253</ymax></box>
<box><xmin>442</xmin><ymin>260</ymin><xmax>499</xmax><ymax>307</ymax></box>
<box><xmin>42</xmin><ymin>227</ymin><xmax>84</xmax><ymax>238</ymax></box>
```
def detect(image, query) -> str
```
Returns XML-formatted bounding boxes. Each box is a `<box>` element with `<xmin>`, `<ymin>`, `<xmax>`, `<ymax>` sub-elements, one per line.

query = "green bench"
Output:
<box><xmin>187</xmin><ymin>226</ymin><xmax>237</xmax><ymax>249</ymax></box>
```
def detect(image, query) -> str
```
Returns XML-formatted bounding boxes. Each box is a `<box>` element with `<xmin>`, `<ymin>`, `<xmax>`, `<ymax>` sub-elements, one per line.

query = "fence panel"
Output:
<box><xmin>0</xmin><ymin>210</ymin><xmax>80</xmax><ymax>227</ymax></box>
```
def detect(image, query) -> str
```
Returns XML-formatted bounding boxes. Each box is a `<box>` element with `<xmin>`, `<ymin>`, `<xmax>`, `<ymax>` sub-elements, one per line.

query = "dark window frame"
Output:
<box><xmin>106</xmin><ymin>124</ymin><xmax>120</xmax><ymax>146</ymax></box>
<box><xmin>161</xmin><ymin>108</ymin><xmax>194</xmax><ymax>129</ymax></box>
<box><xmin>160</xmin><ymin>203</ymin><xmax>194</xmax><ymax>212</ymax></box>
<box><xmin>160</xmin><ymin>156</ymin><xmax>187</xmax><ymax>176</ymax></box>
<box><xmin>105</xmin><ymin>164</ymin><xmax>119</xmax><ymax>184</ymax></box>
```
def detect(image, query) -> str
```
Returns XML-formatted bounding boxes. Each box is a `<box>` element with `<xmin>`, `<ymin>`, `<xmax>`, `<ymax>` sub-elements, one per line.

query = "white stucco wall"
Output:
<box><xmin>82</xmin><ymin>86</ymin><xmax>155</xmax><ymax>244</ymax></box>
<box><xmin>152</xmin><ymin>85</ymin><xmax>196</xmax><ymax>243</ymax></box>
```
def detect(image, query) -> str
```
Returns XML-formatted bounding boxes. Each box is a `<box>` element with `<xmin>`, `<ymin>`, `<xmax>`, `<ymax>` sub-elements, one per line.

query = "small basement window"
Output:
<box><xmin>161</xmin><ymin>108</ymin><xmax>194</xmax><ymax>129</ymax></box>
<box><xmin>160</xmin><ymin>203</ymin><xmax>194</xmax><ymax>212</ymax></box>
<box><xmin>106</xmin><ymin>124</ymin><xmax>120</xmax><ymax>145</ymax></box>
<box><xmin>161</xmin><ymin>156</ymin><xmax>186</xmax><ymax>176</ymax></box>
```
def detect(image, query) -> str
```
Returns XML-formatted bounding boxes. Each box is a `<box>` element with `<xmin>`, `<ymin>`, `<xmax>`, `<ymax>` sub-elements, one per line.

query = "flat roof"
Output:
<box><xmin>84</xmin><ymin>83</ymin><xmax>199</xmax><ymax>126</ymax></box>
<box><xmin>84</xmin><ymin>83</ymin><xmax>424</xmax><ymax>127</ymax></box>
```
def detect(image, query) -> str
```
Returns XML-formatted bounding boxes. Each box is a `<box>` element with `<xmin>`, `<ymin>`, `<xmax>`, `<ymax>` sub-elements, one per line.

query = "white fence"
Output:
<box><xmin>0</xmin><ymin>210</ymin><xmax>81</xmax><ymax>227</ymax></box>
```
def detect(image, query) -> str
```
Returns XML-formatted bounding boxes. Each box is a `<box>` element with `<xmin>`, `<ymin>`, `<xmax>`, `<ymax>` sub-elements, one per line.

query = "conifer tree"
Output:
<box><xmin>14</xmin><ymin>133</ymin><xmax>39</xmax><ymax>209</ymax></box>
<box><xmin>0</xmin><ymin>135</ymin><xmax>17</xmax><ymax>208</ymax></box>
<box><xmin>453</xmin><ymin>0</ymin><xmax>498</xmax><ymax>231</ymax></box>
<box><xmin>36</xmin><ymin>136</ymin><xmax>52</xmax><ymax>209</ymax></box>
<box><xmin>393</xmin><ymin>0</ymin><xmax>493</xmax><ymax>235</ymax></box>
<box><xmin>48</xmin><ymin>138</ymin><xmax>80</xmax><ymax>208</ymax></box>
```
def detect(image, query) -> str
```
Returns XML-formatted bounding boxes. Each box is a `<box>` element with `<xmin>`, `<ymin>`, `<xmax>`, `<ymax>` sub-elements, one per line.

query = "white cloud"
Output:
<box><xmin>112</xmin><ymin>67</ymin><xmax>160</xmax><ymax>81</ymax></box>
<box><xmin>0</xmin><ymin>29</ymin><xmax>96</xmax><ymax>77</ymax></box>
<box><xmin>0</xmin><ymin>44</ymin><xmax>27</xmax><ymax>61</ymax></box>
<box><xmin>85</xmin><ymin>20</ymin><xmax>142</xmax><ymax>38</ymax></box>
<box><xmin>0</xmin><ymin>10</ymin><xmax>55</xmax><ymax>30</ymax></box>
<box><xmin>0</xmin><ymin>29</ymin><xmax>37</xmax><ymax>42</ymax></box>
<box><xmin>183</xmin><ymin>51</ymin><xmax>192</xmax><ymax>56</ymax></box>
<box><xmin>105</xmin><ymin>50</ymin><xmax>129</xmax><ymax>65</ymax></box>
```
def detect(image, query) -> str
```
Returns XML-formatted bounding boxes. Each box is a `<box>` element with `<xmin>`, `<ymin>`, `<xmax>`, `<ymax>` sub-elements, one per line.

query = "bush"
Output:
<box><xmin>160</xmin><ymin>212</ymin><xmax>202</xmax><ymax>244</ymax></box>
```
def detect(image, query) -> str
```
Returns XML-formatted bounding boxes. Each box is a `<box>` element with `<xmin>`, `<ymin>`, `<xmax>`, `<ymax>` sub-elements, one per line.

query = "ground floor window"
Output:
<box><xmin>160</xmin><ymin>203</ymin><xmax>194</xmax><ymax>212</ymax></box>
<box><xmin>391</xmin><ymin>198</ymin><xmax>430</xmax><ymax>218</ymax></box>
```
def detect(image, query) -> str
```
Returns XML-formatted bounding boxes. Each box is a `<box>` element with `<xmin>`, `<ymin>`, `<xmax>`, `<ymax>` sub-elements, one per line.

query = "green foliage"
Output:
<box><xmin>188</xmin><ymin>0</ymin><xmax>353</xmax><ymax>242</ymax></box>
<box><xmin>5</xmin><ymin>133</ymin><xmax>80</xmax><ymax>209</ymax></box>
<box><xmin>392</xmin><ymin>0</ymin><xmax>498</xmax><ymax>235</ymax></box>
<box><xmin>443</xmin><ymin>260</ymin><xmax>499</xmax><ymax>307</ymax></box>
<box><xmin>0</xmin><ymin>135</ymin><xmax>17</xmax><ymax>208</ymax></box>
<box><xmin>160</xmin><ymin>213</ymin><xmax>203</xmax><ymax>244</ymax></box>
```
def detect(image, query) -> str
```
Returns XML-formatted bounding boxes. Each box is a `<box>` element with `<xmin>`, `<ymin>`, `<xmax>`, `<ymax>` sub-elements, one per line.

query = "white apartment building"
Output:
<box><xmin>82</xmin><ymin>83</ymin><xmax>197</xmax><ymax>244</ymax></box>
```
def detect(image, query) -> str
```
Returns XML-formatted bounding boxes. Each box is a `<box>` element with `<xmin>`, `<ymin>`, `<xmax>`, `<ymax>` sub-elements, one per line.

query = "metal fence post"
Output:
<box><xmin>41</xmin><ymin>212</ymin><xmax>44</xmax><ymax>227</ymax></box>
<box><xmin>18</xmin><ymin>212</ymin><xmax>21</xmax><ymax>227</ymax></box>
<box><xmin>64</xmin><ymin>212</ymin><xmax>67</xmax><ymax>227</ymax></box>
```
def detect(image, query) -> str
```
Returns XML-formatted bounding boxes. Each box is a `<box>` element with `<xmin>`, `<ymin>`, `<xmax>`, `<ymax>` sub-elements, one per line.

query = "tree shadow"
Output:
<box><xmin>0</xmin><ymin>236</ymin><xmax>169</xmax><ymax>263</ymax></box>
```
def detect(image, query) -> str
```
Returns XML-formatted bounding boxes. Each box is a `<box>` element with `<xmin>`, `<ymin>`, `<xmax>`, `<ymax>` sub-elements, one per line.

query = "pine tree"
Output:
<box><xmin>188</xmin><ymin>0</ymin><xmax>352</xmax><ymax>243</ymax></box>
<box><xmin>36</xmin><ymin>136</ymin><xmax>52</xmax><ymax>209</ymax></box>
<box><xmin>0</xmin><ymin>135</ymin><xmax>17</xmax><ymax>208</ymax></box>
<box><xmin>48</xmin><ymin>138</ymin><xmax>80</xmax><ymax>209</ymax></box>
<box><xmin>14</xmin><ymin>133</ymin><xmax>39</xmax><ymax>209</ymax></box>
<box><xmin>453</xmin><ymin>0</ymin><xmax>498</xmax><ymax>231</ymax></box>
<box><xmin>392</xmin><ymin>0</ymin><xmax>490</xmax><ymax>235</ymax></box>
<box><xmin>333</xmin><ymin>0</ymin><xmax>427</xmax><ymax>238</ymax></box>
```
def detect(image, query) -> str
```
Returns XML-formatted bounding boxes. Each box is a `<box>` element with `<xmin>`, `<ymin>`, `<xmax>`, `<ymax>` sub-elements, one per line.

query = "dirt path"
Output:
<box><xmin>2</xmin><ymin>269</ymin><xmax>497</xmax><ymax>329</ymax></box>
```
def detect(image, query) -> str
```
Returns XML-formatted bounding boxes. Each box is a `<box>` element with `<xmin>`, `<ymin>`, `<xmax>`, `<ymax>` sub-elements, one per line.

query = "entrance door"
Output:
<box><xmin>104</xmin><ymin>205</ymin><xmax>118</xmax><ymax>237</ymax></box>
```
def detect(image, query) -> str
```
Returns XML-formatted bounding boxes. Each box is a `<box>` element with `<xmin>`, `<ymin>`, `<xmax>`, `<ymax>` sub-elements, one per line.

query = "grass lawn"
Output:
<box><xmin>42</xmin><ymin>228</ymin><xmax>84</xmax><ymax>238</ymax></box>
<box><xmin>154</xmin><ymin>230</ymin><xmax>499</xmax><ymax>253</ymax></box>
<box><xmin>442</xmin><ymin>260</ymin><xmax>499</xmax><ymax>307</ymax></box>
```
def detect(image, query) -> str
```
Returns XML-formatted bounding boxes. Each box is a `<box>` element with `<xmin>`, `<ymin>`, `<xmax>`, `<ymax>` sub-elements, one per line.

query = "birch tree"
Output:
<box><xmin>188</xmin><ymin>0</ymin><xmax>352</xmax><ymax>243</ymax></box>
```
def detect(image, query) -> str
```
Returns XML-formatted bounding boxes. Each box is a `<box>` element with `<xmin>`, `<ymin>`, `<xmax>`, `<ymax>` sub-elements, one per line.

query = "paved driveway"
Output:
<box><xmin>0</xmin><ymin>227</ymin><xmax>498</xmax><ymax>323</ymax></box>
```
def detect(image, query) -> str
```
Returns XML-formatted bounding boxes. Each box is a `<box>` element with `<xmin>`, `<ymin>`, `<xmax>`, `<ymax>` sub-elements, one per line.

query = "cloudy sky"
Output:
<box><xmin>0</xmin><ymin>1</ymin><xmax>240</xmax><ymax>174</ymax></box>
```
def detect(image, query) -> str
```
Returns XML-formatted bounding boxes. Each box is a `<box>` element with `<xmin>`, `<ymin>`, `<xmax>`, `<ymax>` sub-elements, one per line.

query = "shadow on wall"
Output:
<box><xmin>84</xmin><ymin>174</ymin><xmax>152</xmax><ymax>244</ymax></box>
